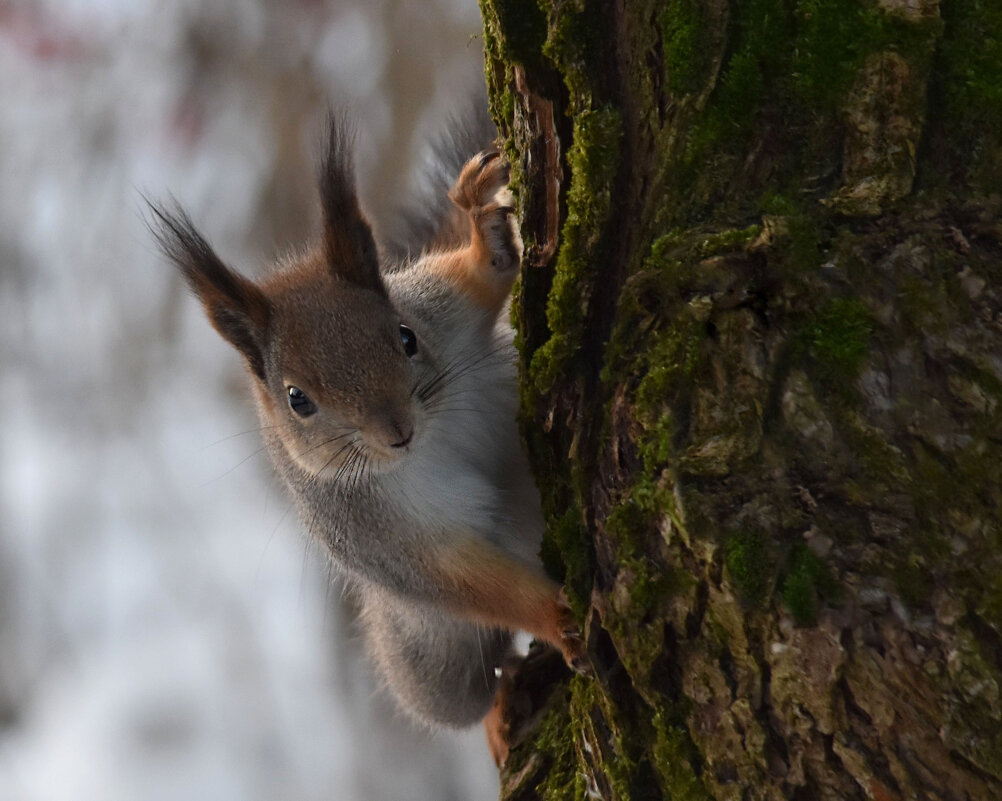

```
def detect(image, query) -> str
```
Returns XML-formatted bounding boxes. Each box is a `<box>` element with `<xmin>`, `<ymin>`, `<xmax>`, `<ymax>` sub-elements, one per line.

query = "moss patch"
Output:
<box><xmin>798</xmin><ymin>297</ymin><xmax>873</xmax><ymax>391</ymax></box>
<box><xmin>529</xmin><ymin>107</ymin><xmax>623</xmax><ymax>395</ymax></box>
<box><xmin>652</xmin><ymin>710</ymin><xmax>713</xmax><ymax>801</ymax></box>
<box><xmin>930</xmin><ymin>0</ymin><xmax>1002</xmax><ymax>191</ymax></box>
<box><xmin>479</xmin><ymin>0</ymin><xmax>547</xmax><ymax>66</ymax></box>
<box><xmin>659</xmin><ymin>0</ymin><xmax>709</xmax><ymax>96</ymax></box>
<box><xmin>781</xmin><ymin>543</ymin><xmax>840</xmax><ymax>626</ymax></box>
<box><xmin>724</xmin><ymin>528</ymin><xmax>775</xmax><ymax>608</ymax></box>
<box><xmin>526</xmin><ymin>686</ymin><xmax>586</xmax><ymax>801</ymax></box>
<box><xmin>542</xmin><ymin>505</ymin><xmax>593</xmax><ymax>617</ymax></box>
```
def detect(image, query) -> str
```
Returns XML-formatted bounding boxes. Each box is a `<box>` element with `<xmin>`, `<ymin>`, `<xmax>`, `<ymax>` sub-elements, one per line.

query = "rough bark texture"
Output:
<box><xmin>479</xmin><ymin>1</ymin><xmax>1002</xmax><ymax>799</ymax></box>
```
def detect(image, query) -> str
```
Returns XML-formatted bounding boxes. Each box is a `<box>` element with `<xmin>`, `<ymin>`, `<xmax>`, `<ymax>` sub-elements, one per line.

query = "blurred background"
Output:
<box><xmin>0</xmin><ymin>1</ymin><xmax>499</xmax><ymax>799</ymax></box>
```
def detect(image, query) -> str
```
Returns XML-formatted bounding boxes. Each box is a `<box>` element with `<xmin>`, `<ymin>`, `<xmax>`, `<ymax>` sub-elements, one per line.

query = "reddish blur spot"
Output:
<box><xmin>0</xmin><ymin>4</ymin><xmax>92</xmax><ymax>63</ymax></box>
<box><xmin>169</xmin><ymin>97</ymin><xmax>206</xmax><ymax>147</ymax></box>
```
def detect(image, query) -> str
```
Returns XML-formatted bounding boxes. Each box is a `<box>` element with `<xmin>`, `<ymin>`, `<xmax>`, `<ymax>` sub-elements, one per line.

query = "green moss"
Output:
<box><xmin>651</xmin><ymin>711</ymin><xmax>712</xmax><ymax>800</ymax></box>
<box><xmin>566</xmin><ymin>680</ymin><xmax>712</xmax><ymax>800</ymax></box>
<box><xmin>540</xmin><ymin>1</ymin><xmax>604</xmax><ymax>108</ymax></box>
<box><xmin>659</xmin><ymin>0</ymin><xmax>944</xmax><ymax>222</ymax></box>
<box><xmin>605</xmin><ymin>494</ymin><xmax>653</xmax><ymax>554</ymax></box>
<box><xmin>679</xmin><ymin>0</ymin><xmax>791</xmax><ymax>175</ymax></box>
<box><xmin>695</xmin><ymin>224</ymin><xmax>762</xmax><ymax>256</ymax></box>
<box><xmin>602</xmin><ymin>494</ymin><xmax>696</xmax><ymax>682</ymax></box>
<box><xmin>932</xmin><ymin>0</ymin><xmax>1002</xmax><ymax>191</ymax></box>
<box><xmin>542</xmin><ymin>505</ymin><xmax>594</xmax><ymax>618</ymax></box>
<box><xmin>799</xmin><ymin>297</ymin><xmax>872</xmax><ymax>386</ymax></box>
<box><xmin>659</xmin><ymin>0</ymin><xmax>707</xmax><ymax>96</ymax></box>
<box><xmin>792</xmin><ymin>0</ymin><xmax>939</xmax><ymax>108</ymax></box>
<box><xmin>724</xmin><ymin>528</ymin><xmax>774</xmax><ymax>608</ymax></box>
<box><xmin>478</xmin><ymin>0</ymin><xmax>547</xmax><ymax>66</ymax></box>
<box><xmin>530</xmin><ymin>107</ymin><xmax>623</xmax><ymax>394</ymax></box>
<box><xmin>780</xmin><ymin>543</ymin><xmax>839</xmax><ymax>626</ymax></box>
<box><xmin>947</xmin><ymin>699</ymin><xmax>1002</xmax><ymax>782</ymax></box>
<box><xmin>528</xmin><ymin>686</ymin><xmax>587</xmax><ymax>801</ymax></box>
<box><xmin>479</xmin><ymin>6</ymin><xmax>517</xmax><ymax>144</ymax></box>
<box><xmin>635</xmin><ymin>318</ymin><xmax>703</xmax><ymax>462</ymax></box>
<box><xmin>597</xmin><ymin>235</ymin><xmax>713</xmax><ymax>471</ymax></box>
<box><xmin>567</xmin><ymin>679</ymin><xmax>638</xmax><ymax>801</ymax></box>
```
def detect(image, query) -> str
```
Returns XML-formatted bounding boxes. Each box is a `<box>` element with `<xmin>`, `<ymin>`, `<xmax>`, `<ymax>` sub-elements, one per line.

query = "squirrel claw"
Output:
<box><xmin>570</xmin><ymin>654</ymin><xmax>593</xmax><ymax>675</ymax></box>
<box><xmin>450</xmin><ymin>151</ymin><xmax>511</xmax><ymax>211</ymax></box>
<box><xmin>478</xmin><ymin>150</ymin><xmax>500</xmax><ymax>169</ymax></box>
<box><xmin>554</xmin><ymin>589</ymin><xmax>592</xmax><ymax>674</ymax></box>
<box><xmin>561</xmin><ymin>631</ymin><xmax>591</xmax><ymax>674</ymax></box>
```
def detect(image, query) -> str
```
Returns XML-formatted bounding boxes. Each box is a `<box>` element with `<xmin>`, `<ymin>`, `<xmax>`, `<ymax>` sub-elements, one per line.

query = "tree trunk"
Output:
<box><xmin>479</xmin><ymin>1</ymin><xmax>1002</xmax><ymax>799</ymax></box>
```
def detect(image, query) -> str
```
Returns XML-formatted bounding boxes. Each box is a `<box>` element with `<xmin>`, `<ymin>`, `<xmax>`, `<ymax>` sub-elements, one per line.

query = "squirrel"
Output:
<box><xmin>149</xmin><ymin>109</ymin><xmax>587</xmax><ymax>767</ymax></box>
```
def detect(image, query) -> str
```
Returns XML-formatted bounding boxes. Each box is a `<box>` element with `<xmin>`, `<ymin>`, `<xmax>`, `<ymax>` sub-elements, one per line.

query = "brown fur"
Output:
<box><xmin>430</xmin><ymin>537</ymin><xmax>586</xmax><ymax>669</ymax></box>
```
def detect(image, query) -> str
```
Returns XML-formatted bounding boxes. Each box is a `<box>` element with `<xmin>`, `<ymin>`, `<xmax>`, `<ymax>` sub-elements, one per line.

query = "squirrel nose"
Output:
<box><xmin>390</xmin><ymin>424</ymin><xmax>413</xmax><ymax>449</ymax></box>
<box><xmin>391</xmin><ymin>430</ymin><xmax>413</xmax><ymax>449</ymax></box>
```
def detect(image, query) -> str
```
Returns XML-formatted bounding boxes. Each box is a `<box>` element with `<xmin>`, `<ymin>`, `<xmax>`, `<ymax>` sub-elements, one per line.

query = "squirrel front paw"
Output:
<box><xmin>449</xmin><ymin>151</ymin><xmax>522</xmax><ymax>276</ymax></box>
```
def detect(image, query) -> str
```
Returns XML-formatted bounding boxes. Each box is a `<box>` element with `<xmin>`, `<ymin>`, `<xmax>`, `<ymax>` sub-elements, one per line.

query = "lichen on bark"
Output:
<box><xmin>480</xmin><ymin>0</ymin><xmax>1002</xmax><ymax>799</ymax></box>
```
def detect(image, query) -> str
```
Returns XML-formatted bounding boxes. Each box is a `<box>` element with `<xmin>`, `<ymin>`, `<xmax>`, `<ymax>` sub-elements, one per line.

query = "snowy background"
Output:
<box><xmin>0</xmin><ymin>1</ymin><xmax>498</xmax><ymax>799</ymax></box>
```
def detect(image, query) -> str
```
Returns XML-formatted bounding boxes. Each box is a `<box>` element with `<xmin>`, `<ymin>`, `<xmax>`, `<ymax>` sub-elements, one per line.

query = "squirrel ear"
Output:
<box><xmin>318</xmin><ymin>112</ymin><xmax>386</xmax><ymax>295</ymax></box>
<box><xmin>147</xmin><ymin>200</ymin><xmax>271</xmax><ymax>380</ymax></box>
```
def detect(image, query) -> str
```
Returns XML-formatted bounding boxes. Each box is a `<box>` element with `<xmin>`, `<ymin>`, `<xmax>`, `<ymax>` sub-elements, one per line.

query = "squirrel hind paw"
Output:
<box><xmin>482</xmin><ymin>663</ymin><xmax>516</xmax><ymax>768</ymax></box>
<box><xmin>483</xmin><ymin>698</ymin><xmax>511</xmax><ymax>768</ymax></box>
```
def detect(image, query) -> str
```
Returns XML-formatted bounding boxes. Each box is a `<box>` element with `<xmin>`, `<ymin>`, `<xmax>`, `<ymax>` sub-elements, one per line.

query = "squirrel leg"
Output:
<box><xmin>429</xmin><ymin>536</ymin><xmax>590</xmax><ymax>673</ymax></box>
<box><xmin>482</xmin><ymin>656</ymin><xmax>518</xmax><ymax>768</ymax></box>
<box><xmin>422</xmin><ymin>152</ymin><xmax>523</xmax><ymax>316</ymax></box>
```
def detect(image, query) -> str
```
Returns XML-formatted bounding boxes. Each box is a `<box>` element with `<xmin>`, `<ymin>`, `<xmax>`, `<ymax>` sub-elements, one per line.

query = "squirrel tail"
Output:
<box><xmin>359</xmin><ymin>584</ymin><xmax>512</xmax><ymax>727</ymax></box>
<box><xmin>380</xmin><ymin>92</ymin><xmax>498</xmax><ymax>262</ymax></box>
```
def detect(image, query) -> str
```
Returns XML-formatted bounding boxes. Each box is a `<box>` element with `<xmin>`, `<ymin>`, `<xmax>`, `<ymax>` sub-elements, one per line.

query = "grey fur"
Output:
<box><xmin>361</xmin><ymin>584</ymin><xmax>510</xmax><ymax>726</ymax></box>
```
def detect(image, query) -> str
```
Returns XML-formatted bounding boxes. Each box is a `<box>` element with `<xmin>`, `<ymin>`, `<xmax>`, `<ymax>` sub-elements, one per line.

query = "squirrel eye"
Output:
<box><xmin>287</xmin><ymin>386</ymin><xmax>317</xmax><ymax>417</ymax></box>
<box><xmin>399</xmin><ymin>324</ymin><xmax>418</xmax><ymax>358</ymax></box>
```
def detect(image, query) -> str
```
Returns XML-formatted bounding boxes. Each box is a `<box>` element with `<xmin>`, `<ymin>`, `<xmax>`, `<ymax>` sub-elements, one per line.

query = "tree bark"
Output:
<box><xmin>479</xmin><ymin>1</ymin><xmax>1002</xmax><ymax>799</ymax></box>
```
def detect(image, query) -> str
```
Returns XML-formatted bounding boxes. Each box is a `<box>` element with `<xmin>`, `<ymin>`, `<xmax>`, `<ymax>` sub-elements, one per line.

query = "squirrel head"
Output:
<box><xmin>149</xmin><ymin>114</ymin><xmax>421</xmax><ymax>480</ymax></box>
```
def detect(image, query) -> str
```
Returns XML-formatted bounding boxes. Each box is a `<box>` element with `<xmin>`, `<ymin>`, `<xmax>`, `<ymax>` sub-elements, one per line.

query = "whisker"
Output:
<box><xmin>423</xmin><ymin>405</ymin><xmax>483</xmax><ymax>415</ymax></box>
<box><xmin>301</xmin><ymin>440</ymin><xmax>358</xmax><ymax>538</ymax></box>
<box><xmin>200</xmin><ymin>424</ymin><xmax>278</xmax><ymax>450</ymax></box>
<box><xmin>199</xmin><ymin>445</ymin><xmax>268</xmax><ymax>486</ymax></box>
<box><xmin>290</xmin><ymin>429</ymin><xmax>356</xmax><ymax>464</ymax></box>
<box><xmin>416</xmin><ymin>341</ymin><xmax>506</xmax><ymax>399</ymax></box>
<box><xmin>417</xmin><ymin>342</ymin><xmax>512</xmax><ymax>403</ymax></box>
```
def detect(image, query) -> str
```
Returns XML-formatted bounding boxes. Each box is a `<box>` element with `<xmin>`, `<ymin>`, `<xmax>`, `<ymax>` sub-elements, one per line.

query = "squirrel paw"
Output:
<box><xmin>483</xmin><ymin>674</ymin><xmax>513</xmax><ymax>768</ymax></box>
<box><xmin>450</xmin><ymin>152</ymin><xmax>522</xmax><ymax>277</ymax></box>
<box><xmin>449</xmin><ymin>150</ymin><xmax>510</xmax><ymax>211</ymax></box>
<box><xmin>555</xmin><ymin>590</ymin><xmax>592</xmax><ymax>675</ymax></box>
<box><xmin>472</xmin><ymin>202</ymin><xmax>519</xmax><ymax>274</ymax></box>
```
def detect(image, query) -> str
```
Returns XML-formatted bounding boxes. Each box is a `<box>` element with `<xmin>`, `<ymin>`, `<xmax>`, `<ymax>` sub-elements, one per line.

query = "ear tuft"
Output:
<box><xmin>145</xmin><ymin>198</ymin><xmax>270</xmax><ymax>380</ymax></box>
<box><xmin>318</xmin><ymin>111</ymin><xmax>385</xmax><ymax>295</ymax></box>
